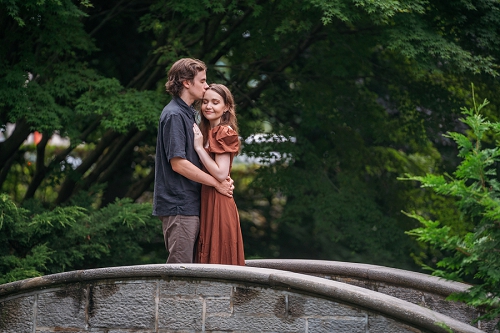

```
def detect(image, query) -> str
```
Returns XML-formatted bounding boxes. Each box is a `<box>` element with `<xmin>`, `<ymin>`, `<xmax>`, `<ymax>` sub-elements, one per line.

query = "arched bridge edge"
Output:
<box><xmin>0</xmin><ymin>263</ymin><xmax>483</xmax><ymax>333</ymax></box>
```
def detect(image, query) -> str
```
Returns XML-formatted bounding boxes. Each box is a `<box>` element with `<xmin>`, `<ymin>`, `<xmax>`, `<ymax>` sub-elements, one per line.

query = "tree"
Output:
<box><xmin>0</xmin><ymin>193</ymin><xmax>161</xmax><ymax>284</ymax></box>
<box><xmin>1</xmin><ymin>0</ymin><xmax>500</xmax><ymax>277</ymax></box>
<box><xmin>403</xmin><ymin>87</ymin><xmax>500</xmax><ymax>326</ymax></box>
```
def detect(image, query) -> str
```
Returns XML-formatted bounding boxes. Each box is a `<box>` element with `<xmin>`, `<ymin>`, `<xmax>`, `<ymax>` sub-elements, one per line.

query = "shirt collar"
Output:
<box><xmin>173</xmin><ymin>96</ymin><xmax>196</xmax><ymax>119</ymax></box>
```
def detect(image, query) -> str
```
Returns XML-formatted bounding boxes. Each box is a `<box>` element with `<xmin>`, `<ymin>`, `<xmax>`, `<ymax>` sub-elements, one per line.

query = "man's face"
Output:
<box><xmin>188</xmin><ymin>70</ymin><xmax>209</xmax><ymax>100</ymax></box>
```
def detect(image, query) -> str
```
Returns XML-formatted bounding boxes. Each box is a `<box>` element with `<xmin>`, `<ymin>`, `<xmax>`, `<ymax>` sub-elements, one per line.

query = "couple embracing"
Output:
<box><xmin>152</xmin><ymin>58</ymin><xmax>245</xmax><ymax>266</ymax></box>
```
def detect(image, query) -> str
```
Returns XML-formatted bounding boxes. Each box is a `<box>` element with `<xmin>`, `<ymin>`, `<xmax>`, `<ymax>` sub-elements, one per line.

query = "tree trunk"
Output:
<box><xmin>0</xmin><ymin>119</ymin><xmax>31</xmax><ymax>171</ymax></box>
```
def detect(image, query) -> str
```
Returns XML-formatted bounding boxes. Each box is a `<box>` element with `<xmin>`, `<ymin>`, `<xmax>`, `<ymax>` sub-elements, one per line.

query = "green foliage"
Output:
<box><xmin>0</xmin><ymin>194</ymin><xmax>163</xmax><ymax>284</ymax></box>
<box><xmin>403</xmin><ymin>88</ymin><xmax>500</xmax><ymax>325</ymax></box>
<box><xmin>2</xmin><ymin>0</ymin><xmax>500</xmax><ymax>281</ymax></box>
<box><xmin>75</xmin><ymin>78</ymin><xmax>163</xmax><ymax>133</ymax></box>
<box><xmin>434</xmin><ymin>322</ymin><xmax>453</xmax><ymax>333</ymax></box>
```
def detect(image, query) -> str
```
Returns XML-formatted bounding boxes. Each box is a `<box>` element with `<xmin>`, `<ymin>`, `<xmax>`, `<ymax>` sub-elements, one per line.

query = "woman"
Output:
<box><xmin>193</xmin><ymin>84</ymin><xmax>245</xmax><ymax>265</ymax></box>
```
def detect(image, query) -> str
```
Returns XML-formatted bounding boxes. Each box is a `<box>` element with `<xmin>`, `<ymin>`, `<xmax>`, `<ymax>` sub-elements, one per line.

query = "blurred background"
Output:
<box><xmin>1</xmin><ymin>0</ymin><xmax>500</xmax><ymax>283</ymax></box>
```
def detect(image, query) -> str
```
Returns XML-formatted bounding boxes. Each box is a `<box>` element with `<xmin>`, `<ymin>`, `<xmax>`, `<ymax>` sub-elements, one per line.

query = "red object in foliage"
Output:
<box><xmin>34</xmin><ymin>131</ymin><xmax>42</xmax><ymax>145</ymax></box>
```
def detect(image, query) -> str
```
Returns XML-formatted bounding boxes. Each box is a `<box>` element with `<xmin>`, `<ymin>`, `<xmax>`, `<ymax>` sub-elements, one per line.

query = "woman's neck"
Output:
<box><xmin>210</xmin><ymin>119</ymin><xmax>221</xmax><ymax>128</ymax></box>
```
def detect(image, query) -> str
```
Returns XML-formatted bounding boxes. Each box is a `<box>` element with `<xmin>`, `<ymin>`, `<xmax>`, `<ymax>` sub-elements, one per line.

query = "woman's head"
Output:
<box><xmin>199</xmin><ymin>84</ymin><xmax>239</xmax><ymax>144</ymax></box>
<box><xmin>165</xmin><ymin>58</ymin><xmax>207</xmax><ymax>97</ymax></box>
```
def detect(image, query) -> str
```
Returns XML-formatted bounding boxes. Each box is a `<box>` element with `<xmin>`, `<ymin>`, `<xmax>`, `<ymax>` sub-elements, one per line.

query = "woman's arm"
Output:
<box><xmin>198</xmin><ymin>151</ymin><xmax>231</xmax><ymax>182</ymax></box>
<box><xmin>193</xmin><ymin>124</ymin><xmax>231</xmax><ymax>182</ymax></box>
<box><xmin>170</xmin><ymin>157</ymin><xmax>233</xmax><ymax>197</ymax></box>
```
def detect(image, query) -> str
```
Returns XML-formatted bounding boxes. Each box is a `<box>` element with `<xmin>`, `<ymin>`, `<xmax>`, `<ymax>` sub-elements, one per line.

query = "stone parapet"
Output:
<box><xmin>246</xmin><ymin>259</ymin><xmax>497</xmax><ymax>332</ymax></box>
<box><xmin>0</xmin><ymin>264</ymin><xmax>485</xmax><ymax>333</ymax></box>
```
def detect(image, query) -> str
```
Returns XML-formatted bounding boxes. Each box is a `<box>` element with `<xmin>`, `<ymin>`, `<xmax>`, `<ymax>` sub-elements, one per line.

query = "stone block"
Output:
<box><xmin>158</xmin><ymin>297</ymin><xmax>203</xmax><ymax>330</ymax></box>
<box><xmin>423</xmin><ymin>292</ymin><xmax>476</xmax><ymax>325</ymax></box>
<box><xmin>88</xmin><ymin>282</ymin><xmax>155</xmax><ymax>329</ymax></box>
<box><xmin>288</xmin><ymin>295</ymin><xmax>364</xmax><ymax>317</ymax></box>
<box><xmin>378</xmin><ymin>285</ymin><xmax>424</xmax><ymax>306</ymax></box>
<box><xmin>36</xmin><ymin>330</ymin><xmax>88</xmax><ymax>333</ymax></box>
<box><xmin>307</xmin><ymin>317</ymin><xmax>367</xmax><ymax>333</ymax></box>
<box><xmin>37</xmin><ymin>285</ymin><xmax>86</xmax><ymax>329</ymax></box>
<box><xmin>107</xmin><ymin>330</ymin><xmax>155</xmax><ymax>333</ymax></box>
<box><xmin>206</xmin><ymin>297</ymin><xmax>231</xmax><ymax>313</ymax></box>
<box><xmin>232</xmin><ymin>287</ymin><xmax>286</xmax><ymax>317</ymax></box>
<box><xmin>0</xmin><ymin>296</ymin><xmax>34</xmax><ymax>333</ymax></box>
<box><xmin>159</xmin><ymin>279</ymin><xmax>197</xmax><ymax>296</ymax></box>
<box><xmin>195</xmin><ymin>281</ymin><xmax>233</xmax><ymax>297</ymax></box>
<box><xmin>333</xmin><ymin>276</ymin><xmax>372</xmax><ymax>289</ymax></box>
<box><xmin>368</xmin><ymin>314</ymin><xmax>423</xmax><ymax>333</ymax></box>
<box><xmin>205</xmin><ymin>315</ymin><xmax>305</xmax><ymax>332</ymax></box>
<box><xmin>474</xmin><ymin>318</ymin><xmax>500</xmax><ymax>333</ymax></box>
<box><xmin>478</xmin><ymin>317</ymin><xmax>499</xmax><ymax>333</ymax></box>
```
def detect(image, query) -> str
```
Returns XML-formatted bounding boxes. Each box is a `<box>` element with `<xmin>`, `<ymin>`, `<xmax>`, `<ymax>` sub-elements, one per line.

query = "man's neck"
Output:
<box><xmin>178</xmin><ymin>91</ymin><xmax>194</xmax><ymax>106</ymax></box>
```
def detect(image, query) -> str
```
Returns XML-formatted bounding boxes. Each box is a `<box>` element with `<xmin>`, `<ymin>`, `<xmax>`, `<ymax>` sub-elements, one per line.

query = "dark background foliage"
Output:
<box><xmin>1</xmin><ymin>0</ymin><xmax>500</xmax><ymax>282</ymax></box>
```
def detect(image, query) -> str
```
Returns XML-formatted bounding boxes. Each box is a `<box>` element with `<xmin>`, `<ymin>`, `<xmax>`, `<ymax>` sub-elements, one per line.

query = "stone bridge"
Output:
<box><xmin>0</xmin><ymin>259</ymin><xmax>496</xmax><ymax>333</ymax></box>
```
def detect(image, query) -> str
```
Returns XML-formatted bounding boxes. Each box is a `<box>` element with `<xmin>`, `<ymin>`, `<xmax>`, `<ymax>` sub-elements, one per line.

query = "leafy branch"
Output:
<box><xmin>400</xmin><ymin>84</ymin><xmax>500</xmax><ymax>327</ymax></box>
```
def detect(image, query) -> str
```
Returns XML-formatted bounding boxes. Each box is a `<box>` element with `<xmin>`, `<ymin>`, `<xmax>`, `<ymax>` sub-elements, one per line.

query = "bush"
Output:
<box><xmin>402</xmin><ymin>87</ymin><xmax>500</xmax><ymax>326</ymax></box>
<box><xmin>0</xmin><ymin>194</ymin><xmax>163</xmax><ymax>284</ymax></box>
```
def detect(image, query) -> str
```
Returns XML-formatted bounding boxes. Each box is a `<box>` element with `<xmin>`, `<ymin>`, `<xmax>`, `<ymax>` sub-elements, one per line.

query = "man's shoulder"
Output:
<box><xmin>160</xmin><ymin>99</ymin><xmax>184</xmax><ymax>119</ymax></box>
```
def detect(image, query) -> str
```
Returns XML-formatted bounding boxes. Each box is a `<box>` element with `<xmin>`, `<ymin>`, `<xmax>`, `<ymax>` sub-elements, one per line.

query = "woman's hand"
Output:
<box><xmin>193</xmin><ymin>123</ymin><xmax>204</xmax><ymax>150</ymax></box>
<box><xmin>192</xmin><ymin>123</ymin><xmax>231</xmax><ymax>182</ymax></box>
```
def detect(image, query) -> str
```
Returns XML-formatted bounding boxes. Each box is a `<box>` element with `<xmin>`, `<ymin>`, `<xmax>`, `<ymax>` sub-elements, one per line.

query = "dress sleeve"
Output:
<box><xmin>208</xmin><ymin>126</ymin><xmax>239</xmax><ymax>154</ymax></box>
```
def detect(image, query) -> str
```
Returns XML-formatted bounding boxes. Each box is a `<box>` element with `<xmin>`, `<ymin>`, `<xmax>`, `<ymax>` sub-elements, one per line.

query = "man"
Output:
<box><xmin>153</xmin><ymin>58</ymin><xmax>234</xmax><ymax>263</ymax></box>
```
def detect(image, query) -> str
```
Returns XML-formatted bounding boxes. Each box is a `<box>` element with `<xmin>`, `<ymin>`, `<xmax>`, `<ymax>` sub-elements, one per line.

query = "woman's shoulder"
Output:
<box><xmin>208</xmin><ymin>125</ymin><xmax>239</xmax><ymax>153</ymax></box>
<box><xmin>210</xmin><ymin>125</ymin><xmax>237</xmax><ymax>136</ymax></box>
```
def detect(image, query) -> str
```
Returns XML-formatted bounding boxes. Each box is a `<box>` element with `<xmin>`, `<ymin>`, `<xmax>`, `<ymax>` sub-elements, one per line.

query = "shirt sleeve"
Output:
<box><xmin>163</xmin><ymin>114</ymin><xmax>188</xmax><ymax>161</ymax></box>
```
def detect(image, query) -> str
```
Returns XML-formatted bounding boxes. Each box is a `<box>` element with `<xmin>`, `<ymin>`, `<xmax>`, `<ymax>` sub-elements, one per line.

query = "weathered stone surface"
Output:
<box><xmin>206</xmin><ymin>297</ymin><xmax>231</xmax><ymax>313</ymax></box>
<box><xmin>423</xmin><ymin>293</ymin><xmax>476</xmax><ymax>325</ymax></box>
<box><xmin>0</xmin><ymin>296</ymin><xmax>34</xmax><ymax>333</ymax></box>
<box><xmin>36</xmin><ymin>330</ymin><xmax>89</xmax><ymax>333</ymax></box>
<box><xmin>195</xmin><ymin>280</ymin><xmax>233</xmax><ymax>297</ymax></box>
<box><xmin>158</xmin><ymin>297</ymin><xmax>203</xmax><ymax>330</ymax></box>
<box><xmin>478</xmin><ymin>319</ymin><xmax>499</xmax><ymax>333</ymax></box>
<box><xmin>0</xmin><ymin>263</ymin><xmax>488</xmax><ymax>333</ymax></box>
<box><xmin>333</xmin><ymin>276</ymin><xmax>373</xmax><ymax>290</ymax></box>
<box><xmin>205</xmin><ymin>315</ymin><xmax>305</xmax><ymax>332</ymax></box>
<box><xmin>107</xmin><ymin>331</ymin><xmax>155</xmax><ymax>333</ymax></box>
<box><xmin>88</xmin><ymin>282</ymin><xmax>155</xmax><ymax>329</ymax></box>
<box><xmin>232</xmin><ymin>287</ymin><xmax>286</xmax><ymax>316</ymax></box>
<box><xmin>37</xmin><ymin>285</ymin><xmax>86</xmax><ymax>329</ymax></box>
<box><xmin>159</xmin><ymin>279</ymin><xmax>197</xmax><ymax>296</ymax></box>
<box><xmin>288</xmin><ymin>294</ymin><xmax>363</xmax><ymax>317</ymax></box>
<box><xmin>378</xmin><ymin>284</ymin><xmax>425</xmax><ymax>305</ymax></box>
<box><xmin>247</xmin><ymin>259</ymin><xmax>490</xmax><ymax>332</ymax></box>
<box><xmin>368</xmin><ymin>315</ymin><xmax>425</xmax><ymax>333</ymax></box>
<box><xmin>307</xmin><ymin>317</ymin><xmax>367</xmax><ymax>333</ymax></box>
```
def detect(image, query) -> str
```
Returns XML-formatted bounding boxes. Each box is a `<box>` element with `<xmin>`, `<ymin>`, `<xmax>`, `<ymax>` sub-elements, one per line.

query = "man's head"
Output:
<box><xmin>165</xmin><ymin>58</ymin><xmax>207</xmax><ymax>98</ymax></box>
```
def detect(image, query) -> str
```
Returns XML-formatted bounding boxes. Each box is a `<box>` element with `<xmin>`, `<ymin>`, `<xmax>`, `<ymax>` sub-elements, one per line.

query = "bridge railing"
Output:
<box><xmin>0</xmin><ymin>264</ymin><xmax>487</xmax><ymax>333</ymax></box>
<box><xmin>246</xmin><ymin>259</ymin><xmax>497</xmax><ymax>332</ymax></box>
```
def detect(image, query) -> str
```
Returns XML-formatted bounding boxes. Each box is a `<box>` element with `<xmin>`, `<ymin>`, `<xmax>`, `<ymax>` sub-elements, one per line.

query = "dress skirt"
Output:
<box><xmin>195</xmin><ymin>125</ymin><xmax>245</xmax><ymax>265</ymax></box>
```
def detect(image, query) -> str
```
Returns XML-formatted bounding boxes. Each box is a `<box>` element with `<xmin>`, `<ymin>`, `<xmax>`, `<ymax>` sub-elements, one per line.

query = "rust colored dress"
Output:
<box><xmin>196</xmin><ymin>126</ymin><xmax>245</xmax><ymax>265</ymax></box>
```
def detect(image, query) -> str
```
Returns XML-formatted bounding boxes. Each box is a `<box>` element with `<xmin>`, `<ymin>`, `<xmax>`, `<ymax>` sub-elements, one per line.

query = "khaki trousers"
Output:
<box><xmin>160</xmin><ymin>215</ymin><xmax>200</xmax><ymax>263</ymax></box>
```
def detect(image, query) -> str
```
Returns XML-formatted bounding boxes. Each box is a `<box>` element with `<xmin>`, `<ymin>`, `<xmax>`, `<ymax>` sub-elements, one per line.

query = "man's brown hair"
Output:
<box><xmin>165</xmin><ymin>58</ymin><xmax>207</xmax><ymax>96</ymax></box>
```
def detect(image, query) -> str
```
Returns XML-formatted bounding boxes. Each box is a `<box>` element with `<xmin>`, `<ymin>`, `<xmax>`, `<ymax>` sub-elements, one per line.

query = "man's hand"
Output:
<box><xmin>171</xmin><ymin>158</ymin><xmax>235</xmax><ymax>196</ymax></box>
<box><xmin>214</xmin><ymin>176</ymin><xmax>235</xmax><ymax>198</ymax></box>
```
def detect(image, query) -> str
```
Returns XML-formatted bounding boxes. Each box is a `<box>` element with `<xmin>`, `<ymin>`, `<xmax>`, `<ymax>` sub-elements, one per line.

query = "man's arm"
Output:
<box><xmin>170</xmin><ymin>157</ymin><xmax>233</xmax><ymax>197</ymax></box>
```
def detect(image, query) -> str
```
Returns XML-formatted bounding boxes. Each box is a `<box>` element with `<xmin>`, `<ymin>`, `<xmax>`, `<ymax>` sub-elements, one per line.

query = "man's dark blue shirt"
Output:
<box><xmin>153</xmin><ymin>96</ymin><xmax>201</xmax><ymax>216</ymax></box>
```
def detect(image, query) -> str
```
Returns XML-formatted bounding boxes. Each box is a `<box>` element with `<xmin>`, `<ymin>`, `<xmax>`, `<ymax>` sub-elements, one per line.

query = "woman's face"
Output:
<box><xmin>201</xmin><ymin>89</ymin><xmax>226</xmax><ymax>126</ymax></box>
